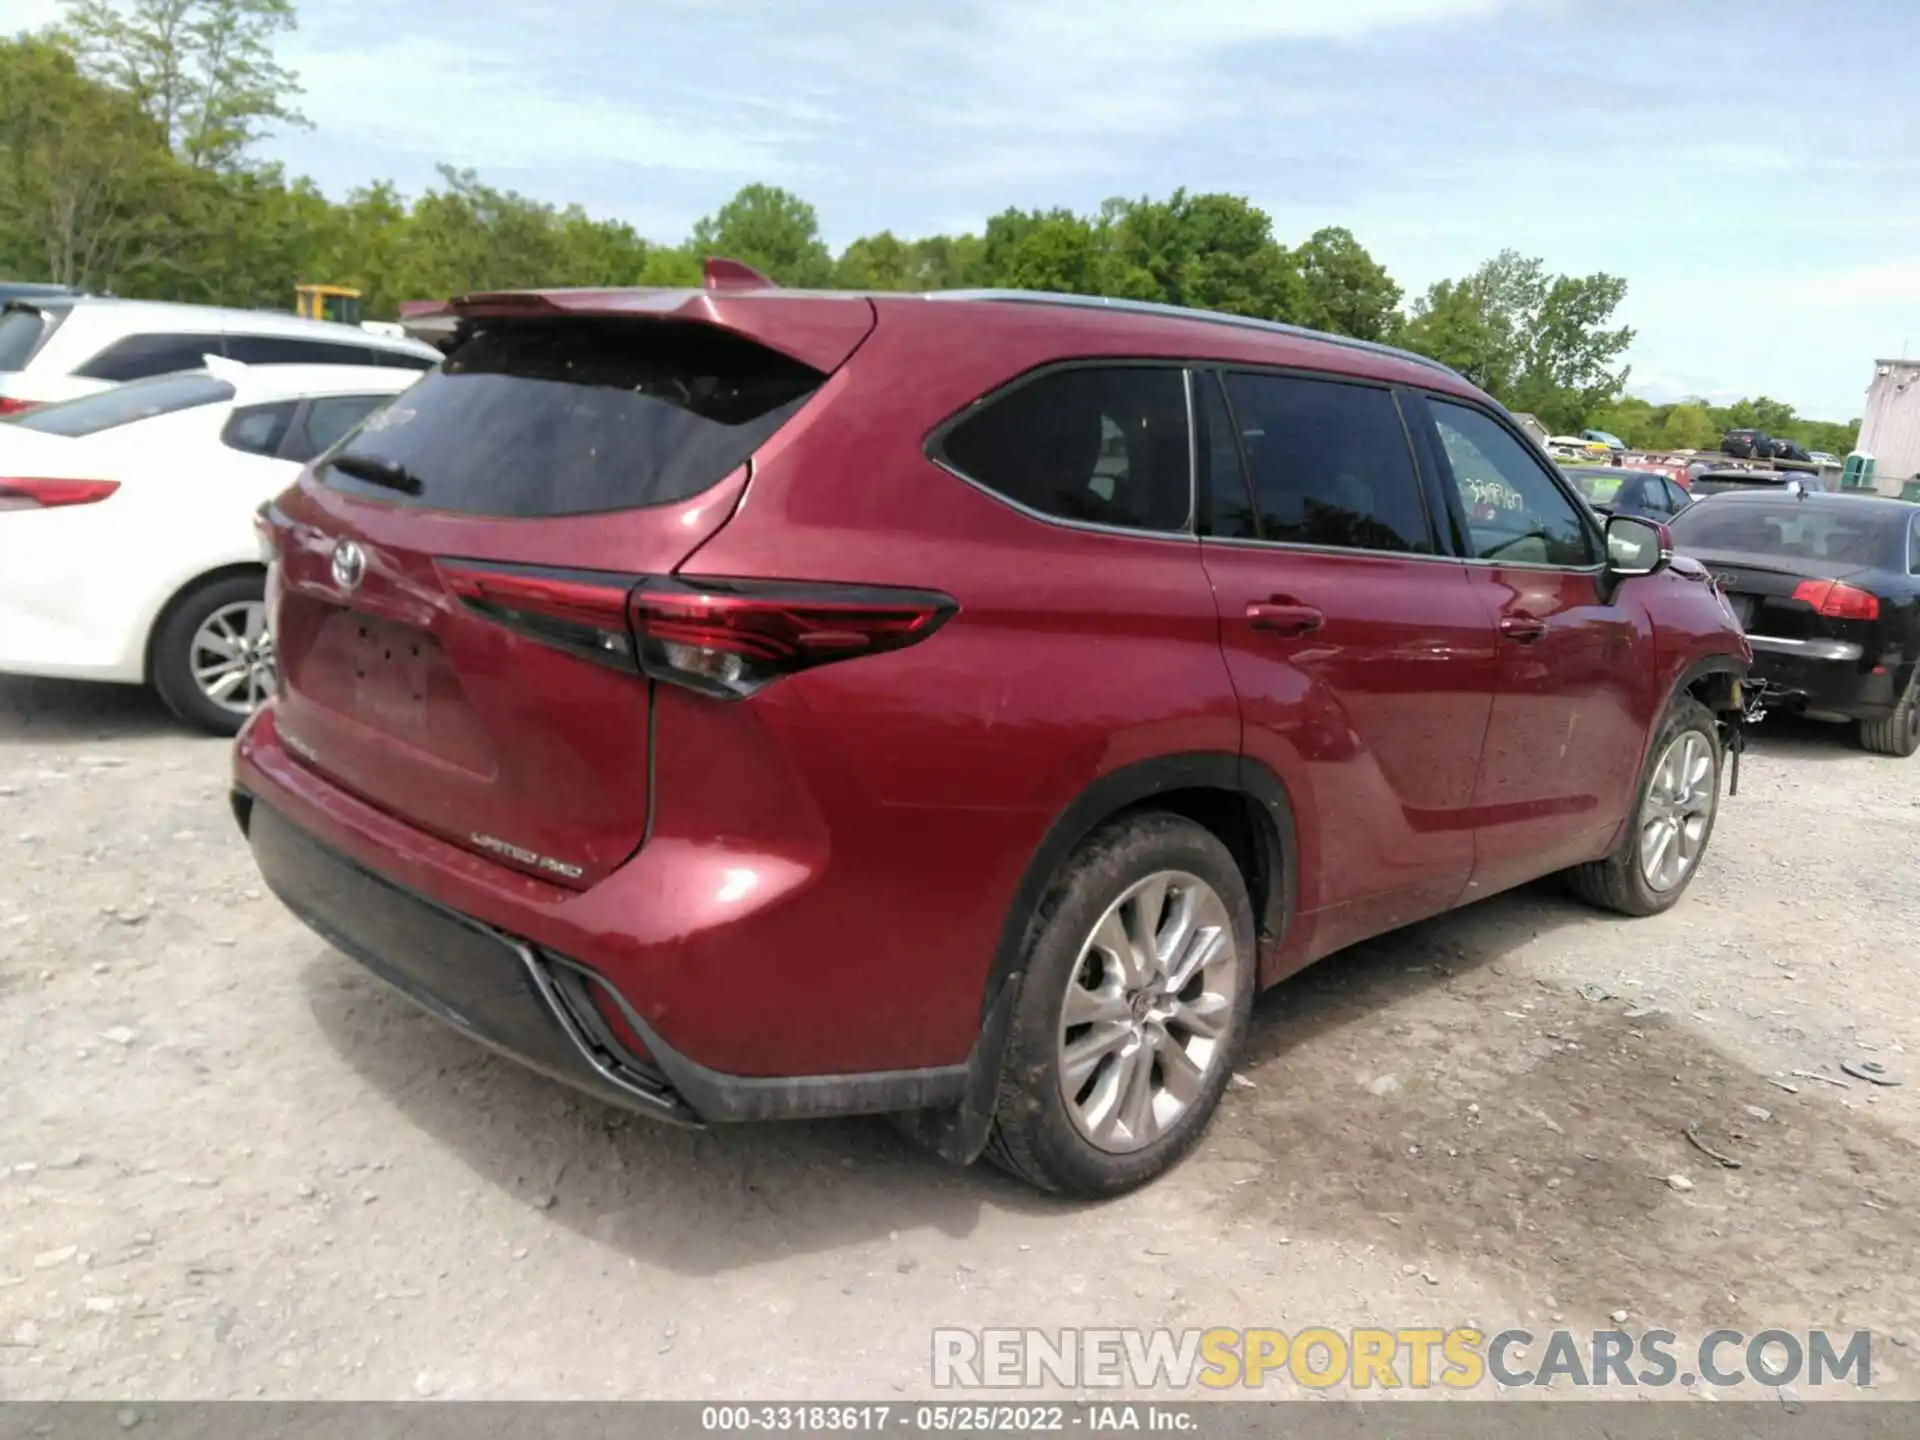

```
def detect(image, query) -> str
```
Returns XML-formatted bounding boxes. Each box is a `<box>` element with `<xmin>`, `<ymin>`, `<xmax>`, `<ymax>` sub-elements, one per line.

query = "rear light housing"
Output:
<box><xmin>0</xmin><ymin>477</ymin><xmax>120</xmax><ymax>510</ymax></box>
<box><xmin>629</xmin><ymin>576</ymin><xmax>956</xmax><ymax>699</ymax></box>
<box><xmin>0</xmin><ymin>397</ymin><xmax>38</xmax><ymax>418</ymax></box>
<box><xmin>1792</xmin><ymin>579</ymin><xmax>1879</xmax><ymax>621</ymax></box>
<box><xmin>437</xmin><ymin>561</ymin><xmax>956</xmax><ymax>697</ymax></box>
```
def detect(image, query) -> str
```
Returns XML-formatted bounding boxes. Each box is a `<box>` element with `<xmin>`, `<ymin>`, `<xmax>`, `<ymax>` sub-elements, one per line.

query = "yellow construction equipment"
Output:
<box><xmin>294</xmin><ymin>284</ymin><xmax>363</xmax><ymax>327</ymax></box>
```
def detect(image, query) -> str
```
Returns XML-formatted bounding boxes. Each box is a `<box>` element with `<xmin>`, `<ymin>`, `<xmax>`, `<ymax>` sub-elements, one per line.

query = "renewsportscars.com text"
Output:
<box><xmin>932</xmin><ymin>1327</ymin><xmax>1873</xmax><ymax>1391</ymax></box>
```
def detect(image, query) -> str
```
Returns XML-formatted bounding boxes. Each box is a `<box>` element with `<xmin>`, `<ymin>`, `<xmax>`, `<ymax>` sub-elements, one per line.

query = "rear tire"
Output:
<box><xmin>984</xmin><ymin>812</ymin><xmax>1257</xmax><ymax>1198</ymax></box>
<box><xmin>1858</xmin><ymin>669</ymin><xmax>1920</xmax><ymax>758</ymax></box>
<box><xmin>151</xmin><ymin>573</ymin><xmax>272</xmax><ymax>738</ymax></box>
<box><xmin>1565</xmin><ymin>696</ymin><xmax>1722</xmax><ymax>917</ymax></box>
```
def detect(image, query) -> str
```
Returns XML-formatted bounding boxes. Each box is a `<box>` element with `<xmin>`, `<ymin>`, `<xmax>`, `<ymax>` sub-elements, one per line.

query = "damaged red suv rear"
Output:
<box><xmin>235</xmin><ymin>270</ymin><xmax>1750</xmax><ymax>1196</ymax></box>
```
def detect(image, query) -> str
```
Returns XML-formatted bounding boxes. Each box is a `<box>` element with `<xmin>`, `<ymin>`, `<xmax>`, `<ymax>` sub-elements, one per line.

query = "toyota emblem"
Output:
<box><xmin>331</xmin><ymin>539</ymin><xmax>367</xmax><ymax>591</ymax></box>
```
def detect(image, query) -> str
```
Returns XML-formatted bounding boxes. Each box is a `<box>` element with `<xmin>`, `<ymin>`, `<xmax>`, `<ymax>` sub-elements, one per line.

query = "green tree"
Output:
<box><xmin>1104</xmin><ymin>190</ymin><xmax>1304</xmax><ymax>320</ymax></box>
<box><xmin>1657</xmin><ymin>403</ymin><xmax>1718</xmax><ymax>450</ymax></box>
<box><xmin>0</xmin><ymin>35</ymin><xmax>186</xmax><ymax>289</ymax></box>
<box><xmin>688</xmin><ymin>184</ymin><xmax>833</xmax><ymax>286</ymax></box>
<box><xmin>1293</xmin><ymin>225</ymin><xmax>1401</xmax><ymax>341</ymax></box>
<box><xmin>61</xmin><ymin>0</ymin><xmax>306</xmax><ymax>172</ymax></box>
<box><xmin>1402</xmin><ymin>250</ymin><xmax>1634</xmax><ymax>431</ymax></box>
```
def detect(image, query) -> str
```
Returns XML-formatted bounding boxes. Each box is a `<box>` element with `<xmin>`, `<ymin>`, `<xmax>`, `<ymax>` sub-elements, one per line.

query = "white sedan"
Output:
<box><xmin>0</xmin><ymin>361</ymin><xmax>420</xmax><ymax>734</ymax></box>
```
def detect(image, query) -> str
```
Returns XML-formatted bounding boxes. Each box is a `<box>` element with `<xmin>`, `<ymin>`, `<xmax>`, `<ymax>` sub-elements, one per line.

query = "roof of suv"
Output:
<box><xmin>438</xmin><ymin>283</ymin><xmax>1474</xmax><ymax>394</ymax></box>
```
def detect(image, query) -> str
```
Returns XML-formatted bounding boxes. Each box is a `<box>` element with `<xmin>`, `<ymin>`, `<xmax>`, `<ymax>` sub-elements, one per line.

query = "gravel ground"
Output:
<box><xmin>1</xmin><ymin>674</ymin><xmax>1916</xmax><ymax>1402</ymax></box>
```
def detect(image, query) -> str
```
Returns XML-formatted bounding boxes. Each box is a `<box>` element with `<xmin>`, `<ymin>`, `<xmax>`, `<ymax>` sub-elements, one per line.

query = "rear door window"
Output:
<box><xmin>937</xmin><ymin>365</ymin><xmax>1191</xmax><ymax>533</ymax></box>
<box><xmin>1220</xmin><ymin>371</ymin><xmax>1433</xmax><ymax>553</ymax></box>
<box><xmin>76</xmin><ymin>332</ymin><xmax>225</xmax><ymax>382</ymax></box>
<box><xmin>13</xmin><ymin>372</ymin><xmax>236</xmax><ymax>436</ymax></box>
<box><xmin>225</xmin><ymin>334</ymin><xmax>380</xmax><ymax>367</ymax></box>
<box><xmin>320</xmin><ymin>319</ymin><xmax>822</xmax><ymax>516</ymax></box>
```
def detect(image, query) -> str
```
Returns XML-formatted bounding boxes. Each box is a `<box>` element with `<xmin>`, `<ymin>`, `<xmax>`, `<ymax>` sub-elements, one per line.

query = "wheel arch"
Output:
<box><xmin>141</xmin><ymin>562</ymin><xmax>267</xmax><ymax>683</ymax></box>
<box><xmin>898</xmin><ymin>751</ymin><xmax>1299</xmax><ymax>1167</ymax></box>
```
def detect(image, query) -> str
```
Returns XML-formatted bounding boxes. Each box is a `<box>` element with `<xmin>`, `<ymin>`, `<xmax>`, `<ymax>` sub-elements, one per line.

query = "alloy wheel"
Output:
<box><xmin>1056</xmin><ymin>870</ymin><xmax>1242</xmax><ymax>1154</ymax></box>
<box><xmin>1639</xmin><ymin>730</ymin><xmax>1716</xmax><ymax>892</ymax></box>
<box><xmin>189</xmin><ymin>600</ymin><xmax>275</xmax><ymax>718</ymax></box>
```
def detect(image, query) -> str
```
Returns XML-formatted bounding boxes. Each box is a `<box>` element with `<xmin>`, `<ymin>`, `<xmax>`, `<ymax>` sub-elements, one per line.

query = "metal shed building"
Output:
<box><xmin>1857</xmin><ymin>359</ymin><xmax>1920</xmax><ymax>494</ymax></box>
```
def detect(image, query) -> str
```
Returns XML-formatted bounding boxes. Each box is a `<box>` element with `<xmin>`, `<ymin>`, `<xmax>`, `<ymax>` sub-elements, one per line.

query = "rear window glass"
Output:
<box><xmin>321</xmin><ymin>320</ymin><xmax>821</xmax><ymax>516</ymax></box>
<box><xmin>1671</xmin><ymin>502</ymin><xmax>1892</xmax><ymax>567</ymax></box>
<box><xmin>13</xmin><ymin>372</ymin><xmax>235</xmax><ymax>437</ymax></box>
<box><xmin>0</xmin><ymin>306</ymin><xmax>54</xmax><ymax>371</ymax></box>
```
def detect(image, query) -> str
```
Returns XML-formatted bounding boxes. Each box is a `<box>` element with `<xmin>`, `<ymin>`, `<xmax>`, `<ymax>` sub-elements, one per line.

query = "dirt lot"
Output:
<box><xmin>1</xmin><ymin>674</ymin><xmax>1917</xmax><ymax>1402</ymax></box>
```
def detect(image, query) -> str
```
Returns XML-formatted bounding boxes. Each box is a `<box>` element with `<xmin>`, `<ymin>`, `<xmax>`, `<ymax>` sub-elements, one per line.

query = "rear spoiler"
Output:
<box><xmin>433</xmin><ymin>257</ymin><xmax>873</xmax><ymax>373</ymax></box>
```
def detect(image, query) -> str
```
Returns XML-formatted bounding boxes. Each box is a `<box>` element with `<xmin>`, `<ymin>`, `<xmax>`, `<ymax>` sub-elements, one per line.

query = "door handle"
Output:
<box><xmin>1499</xmin><ymin>614</ymin><xmax>1548</xmax><ymax>643</ymax></box>
<box><xmin>1247</xmin><ymin>601</ymin><xmax>1324</xmax><ymax>636</ymax></box>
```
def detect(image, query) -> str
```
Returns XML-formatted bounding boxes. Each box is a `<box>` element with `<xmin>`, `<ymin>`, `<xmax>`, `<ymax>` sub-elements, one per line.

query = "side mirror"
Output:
<box><xmin>1605</xmin><ymin>513</ymin><xmax>1672</xmax><ymax>578</ymax></box>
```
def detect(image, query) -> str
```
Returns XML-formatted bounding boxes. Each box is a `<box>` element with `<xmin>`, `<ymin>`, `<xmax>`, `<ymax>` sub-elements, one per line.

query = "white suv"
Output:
<box><xmin>0</xmin><ymin>296</ymin><xmax>438</xmax><ymax>414</ymax></box>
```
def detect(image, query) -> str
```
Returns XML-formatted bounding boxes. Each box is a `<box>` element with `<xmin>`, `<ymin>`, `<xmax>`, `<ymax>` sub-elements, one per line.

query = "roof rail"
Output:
<box><xmin>924</xmin><ymin>288</ymin><xmax>1464</xmax><ymax>381</ymax></box>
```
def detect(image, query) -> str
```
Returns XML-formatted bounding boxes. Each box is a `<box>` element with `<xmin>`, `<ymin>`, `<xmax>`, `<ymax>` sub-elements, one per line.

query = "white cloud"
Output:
<box><xmin>1791</xmin><ymin>262</ymin><xmax>1920</xmax><ymax>307</ymax></box>
<box><xmin>285</xmin><ymin>36</ymin><xmax>784</xmax><ymax>174</ymax></box>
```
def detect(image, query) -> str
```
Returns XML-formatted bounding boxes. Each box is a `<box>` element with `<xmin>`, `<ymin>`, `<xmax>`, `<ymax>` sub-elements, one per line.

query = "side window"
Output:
<box><xmin>284</xmin><ymin>394</ymin><xmax>388</xmax><ymax>463</ymax></box>
<box><xmin>1665</xmin><ymin>479</ymin><xmax>1692</xmax><ymax>513</ymax></box>
<box><xmin>221</xmin><ymin>401</ymin><xmax>299</xmax><ymax>457</ymax></box>
<box><xmin>75</xmin><ymin>332</ymin><xmax>223</xmax><ymax>382</ymax></box>
<box><xmin>1429</xmin><ymin>400</ymin><xmax>1596</xmax><ymax>566</ymax></box>
<box><xmin>939</xmin><ymin>366</ymin><xmax>1191</xmax><ymax>532</ymax></box>
<box><xmin>1221</xmin><ymin>371</ymin><xmax>1432</xmax><ymax>554</ymax></box>
<box><xmin>1197</xmin><ymin>372</ymin><xmax>1256</xmax><ymax>539</ymax></box>
<box><xmin>225</xmin><ymin>334</ymin><xmax>375</xmax><ymax>367</ymax></box>
<box><xmin>1909</xmin><ymin>514</ymin><xmax>1920</xmax><ymax>576</ymax></box>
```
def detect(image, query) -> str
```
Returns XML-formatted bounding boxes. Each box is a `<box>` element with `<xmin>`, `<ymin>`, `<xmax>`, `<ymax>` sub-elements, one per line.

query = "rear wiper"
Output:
<box><xmin>323</xmin><ymin>453</ymin><xmax>424</xmax><ymax>496</ymax></box>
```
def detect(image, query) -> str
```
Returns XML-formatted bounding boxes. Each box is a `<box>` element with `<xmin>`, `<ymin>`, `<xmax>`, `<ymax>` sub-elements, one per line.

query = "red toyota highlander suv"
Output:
<box><xmin>235</xmin><ymin>270</ymin><xmax>1751</xmax><ymax>1197</ymax></box>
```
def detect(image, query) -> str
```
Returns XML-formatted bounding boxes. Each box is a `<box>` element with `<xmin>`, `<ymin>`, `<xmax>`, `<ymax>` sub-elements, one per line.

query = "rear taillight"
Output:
<box><xmin>0</xmin><ymin>477</ymin><xmax>119</xmax><ymax>510</ymax></box>
<box><xmin>628</xmin><ymin>576</ymin><xmax>956</xmax><ymax>699</ymax></box>
<box><xmin>438</xmin><ymin>562</ymin><xmax>637</xmax><ymax>670</ymax></box>
<box><xmin>1792</xmin><ymin>579</ymin><xmax>1879</xmax><ymax>621</ymax></box>
<box><xmin>0</xmin><ymin>397</ymin><xmax>38</xmax><ymax>418</ymax></box>
<box><xmin>438</xmin><ymin>561</ymin><xmax>955</xmax><ymax>697</ymax></box>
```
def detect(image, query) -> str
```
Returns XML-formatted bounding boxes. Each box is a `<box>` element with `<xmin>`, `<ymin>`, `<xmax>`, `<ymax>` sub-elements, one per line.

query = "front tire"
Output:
<box><xmin>984</xmin><ymin>812</ymin><xmax>1257</xmax><ymax>1198</ymax></box>
<box><xmin>150</xmin><ymin>573</ymin><xmax>273</xmax><ymax>738</ymax></box>
<box><xmin>1858</xmin><ymin>668</ymin><xmax>1920</xmax><ymax>758</ymax></box>
<box><xmin>1565</xmin><ymin>696</ymin><xmax>1722</xmax><ymax>917</ymax></box>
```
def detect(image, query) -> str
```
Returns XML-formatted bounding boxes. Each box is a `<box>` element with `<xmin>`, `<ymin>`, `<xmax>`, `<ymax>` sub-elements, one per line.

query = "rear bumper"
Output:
<box><xmin>233</xmin><ymin>708</ymin><xmax>976</xmax><ymax>1124</ymax></box>
<box><xmin>1746</xmin><ymin>641</ymin><xmax>1900</xmax><ymax>720</ymax></box>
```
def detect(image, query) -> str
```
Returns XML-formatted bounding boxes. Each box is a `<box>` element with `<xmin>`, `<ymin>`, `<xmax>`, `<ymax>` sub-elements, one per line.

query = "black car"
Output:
<box><xmin>1688</xmin><ymin>467</ymin><xmax>1830</xmax><ymax>497</ymax></box>
<box><xmin>1668</xmin><ymin>490</ymin><xmax>1920</xmax><ymax>756</ymax></box>
<box><xmin>1722</xmin><ymin>428</ymin><xmax>1775</xmax><ymax>459</ymax></box>
<box><xmin>1770</xmin><ymin>438</ymin><xmax>1813</xmax><ymax>463</ymax></box>
<box><xmin>1561</xmin><ymin>465</ymin><xmax>1693</xmax><ymax>520</ymax></box>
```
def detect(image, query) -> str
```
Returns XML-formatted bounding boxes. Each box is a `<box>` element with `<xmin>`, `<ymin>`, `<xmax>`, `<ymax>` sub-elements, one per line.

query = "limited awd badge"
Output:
<box><xmin>331</xmin><ymin>539</ymin><xmax>366</xmax><ymax>591</ymax></box>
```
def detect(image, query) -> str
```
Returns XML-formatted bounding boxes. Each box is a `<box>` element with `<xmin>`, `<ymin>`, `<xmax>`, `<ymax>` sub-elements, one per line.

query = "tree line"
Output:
<box><xmin>0</xmin><ymin>1</ymin><xmax>1858</xmax><ymax>451</ymax></box>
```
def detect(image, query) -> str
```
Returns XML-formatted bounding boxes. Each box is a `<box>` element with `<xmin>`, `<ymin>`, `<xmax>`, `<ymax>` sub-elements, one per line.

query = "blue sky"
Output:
<box><xmin>20</xmin><ymin>0</ymin><xmax>1920</xmax><ymax>420</ymax></box>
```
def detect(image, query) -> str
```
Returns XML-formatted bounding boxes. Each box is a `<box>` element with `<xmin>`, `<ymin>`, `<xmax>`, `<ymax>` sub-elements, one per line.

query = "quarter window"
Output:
<box><xmin>285</xmin><ymin>394</ymin><xmax>389</xmax><ymax>463</ymax></box>
<box><xmin>1219</xmin><ymin>372</ymin><xmax>1432</xmax><ymax>553</ymax></box>
<box><xmin>1430</xmin><ymin>400</ymin><xmax>1596</xmax><ymax>566</ymax></box>
<box><xmin>939</xmin><ymin>367</ymin><xmax>1191</xmax><ymax>533</ymax></box>
<box><xmin>221</xmin><ymin>401</ymin><xmax>298</xmax><ymax>457</ymax></box>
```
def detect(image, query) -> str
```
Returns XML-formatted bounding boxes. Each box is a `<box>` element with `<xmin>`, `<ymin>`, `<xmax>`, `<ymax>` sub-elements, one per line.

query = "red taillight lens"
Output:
<box><xmin>438</xmin><ymin>562</ymin><xmax>957</xmax><ymax>696</ymax></box>
<box><xmin>1791</xmin><ymin>579</ymin><xmax>1879</xmax><ymax>620</ymax></box>
<box><xmin>628</xmin><ymin>576</ymin><xmax>956</xmax><ymax>699</ymax></box>
<box><xmin>0</xmin><ymin>397</ymin><xmax>38</xmax><ymax>418</ymax></box>
<box><xmin>0</xmin><ymin>477</ymin><xmax>120</xmax><ymax>510</ymax></box>
<box><xmin>438</xmin><ymin>561</ymin><xmax>638</xmax><ymax>671</ymax></box>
